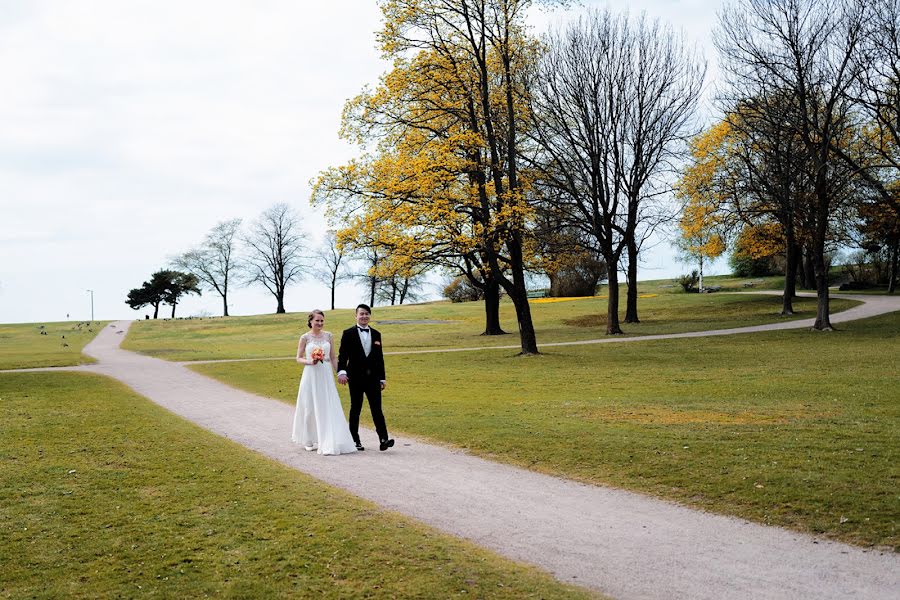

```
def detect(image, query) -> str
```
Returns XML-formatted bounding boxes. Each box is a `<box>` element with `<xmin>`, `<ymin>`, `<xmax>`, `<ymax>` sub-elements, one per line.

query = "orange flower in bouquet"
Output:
<box><xmin>310</xmin><ymin>347</ymin><xmax>325</xmax><ymax>364</ymax></box>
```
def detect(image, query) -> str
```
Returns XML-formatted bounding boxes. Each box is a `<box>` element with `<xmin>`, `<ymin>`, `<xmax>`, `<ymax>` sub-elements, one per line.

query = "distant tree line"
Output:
<box><xmin>125</xmin><ymin>203</ymin><xmax>428</xmax><ymax>319</ymax></box>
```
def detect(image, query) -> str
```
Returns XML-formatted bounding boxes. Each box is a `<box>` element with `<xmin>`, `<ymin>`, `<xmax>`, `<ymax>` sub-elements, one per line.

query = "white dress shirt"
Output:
<box><xmin>357</xmin><ymin>326</ymin><xmax>372</xmax><ymax>356</ymax></box>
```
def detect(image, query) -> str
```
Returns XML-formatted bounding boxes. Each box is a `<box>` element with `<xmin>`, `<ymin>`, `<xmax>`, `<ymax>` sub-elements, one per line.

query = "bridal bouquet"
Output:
<box><xmin>310</xmin><ymin>347</ymin><xmax>325</xmax><ymax>364</ymax></box>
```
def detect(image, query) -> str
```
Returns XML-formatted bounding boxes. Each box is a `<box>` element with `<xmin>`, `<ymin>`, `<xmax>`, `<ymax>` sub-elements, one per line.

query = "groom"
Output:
<box><xmin>337</xmin><ymin>304</ymin><xmax>394</xmax><ymax>451</ymax></box>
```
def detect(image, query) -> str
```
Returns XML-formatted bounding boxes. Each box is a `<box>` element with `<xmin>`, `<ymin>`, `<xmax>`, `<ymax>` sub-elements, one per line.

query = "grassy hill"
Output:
<box><xmin>120</xmin><ymin>275</ymin><xmax>856</xmax><ymax>361</ymax></box>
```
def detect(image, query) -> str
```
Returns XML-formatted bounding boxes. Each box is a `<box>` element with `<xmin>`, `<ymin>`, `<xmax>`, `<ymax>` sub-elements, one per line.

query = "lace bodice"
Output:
<box><xmin>302</xmin><ymin>332</ymin><xmax>333</xmax><ymax>363</ymax></box>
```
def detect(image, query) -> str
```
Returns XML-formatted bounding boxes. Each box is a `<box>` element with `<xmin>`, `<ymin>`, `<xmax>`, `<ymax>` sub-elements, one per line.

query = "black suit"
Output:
<box><xmin>337</xmin><ymin>325</ymin><xmax>389</xmax><ymax>443</ymax></box>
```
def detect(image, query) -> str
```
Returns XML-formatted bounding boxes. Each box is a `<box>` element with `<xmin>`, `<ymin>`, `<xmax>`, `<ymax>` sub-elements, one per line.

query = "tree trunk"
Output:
<box><xmin>624</xmin><ymin>242</ymin><xmax>640</xmax><ymax>323</ymax></box>
<box><xmin>699</xmin><ymin>255</ymin><xmax>705</xmax><ymax>293</ymax></box>
<box><xmin>801</xmin><ymin>247</ymin><xmax>816</xmax><ymax>290</ymax></box>
<box><xmin>507</xmin><ymin>285</ymin><xmax>538</xmax><ymax>354</ymax></box>
<box><xmin>606</xmin><ymin>268</ymin><xmax>623</xmax><ymax>335</ymax></box>
<box><xmin>889</xmin><ymin>240</ymin><xmax>898</xmax><ymax>294</ymax></box>
<box><xmin>812</xmin><ymin>246</ymin><xmax>832</xmax><ymax>330</ymax></box>
<box><xmin>152</xmin><ymin>302</ymin><xmax>159</xmax><ymax>319</ymax></box>
<box><xmin>811</xmin><ymin>191</ymin><xmax>832</xmax><ymax>330</ymax></box>
<box><xmin>781</xmin><ymin>241</ymin><xmax>798</xmax><ymax>316</ymax></box>
<box><xmin>811</xmin><ymin>160</ymin><xmax>833</xmax><ymax>331</ymax></box>
<box><xmin>170</xmin><ymin>302</ymin><xmax>177</xmax><ymax>318</ymax></box>
<box><xmin>369</xmin><ymin>276</ymin><xmax>376</xmax><ymax>307</ymax></box>
<box><xmin>330</xmin><ymin>284</ymin><xmax>336</xmax><ymax>311</ymax></box>
<box><xmin>505</xmin><ymin>237</ymin><xmax>539</xmax><ymax>354</ymax></box>
<box><xmin>222</xmin><ymin>293</ymin><xmax>229</xmax><ymax>317</ymax></box>
<box><xmin>276</xmin><ymin>292</ymin><xmax>286</xmax><ymax>314</ymax></box>
<box><xmin>481</xmin><ymin>278</ymin><xmax>506</xmax><ymax>336</ymax></box>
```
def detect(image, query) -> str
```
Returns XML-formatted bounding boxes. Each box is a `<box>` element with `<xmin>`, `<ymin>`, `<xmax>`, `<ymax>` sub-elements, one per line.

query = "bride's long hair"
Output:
<box><xmin>307</xmin><ymin>309</ymin><xmax>325</xmax><ymax>329</ymax></box>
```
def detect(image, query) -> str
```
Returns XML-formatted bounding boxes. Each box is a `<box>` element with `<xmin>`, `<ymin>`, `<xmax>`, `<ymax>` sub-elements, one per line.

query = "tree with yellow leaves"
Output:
<box><xmin>675</xmin><ymin>179</ymin><xmax>727</xmax><ymax>291</ymax></box>
<box><xmin>729</xmin><ymin>223</ymin><xmax>785</xmax><ymax>277</ymax></box>
<box><xmin>675</xmin><ymin>121</ymin><xmax>731</xmax><ymax>291</ymax></box>
<box><xmin>314</xmin><ymin>0</ymin><xmax>565</xmax><ymax>353</ymax></box>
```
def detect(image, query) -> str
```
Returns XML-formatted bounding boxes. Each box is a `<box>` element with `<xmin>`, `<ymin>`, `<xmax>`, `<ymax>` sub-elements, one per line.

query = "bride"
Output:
<box><xmin>291</xmin><ymin>309</ymin><xmax>357</xmax><ymax>455</ymax></box>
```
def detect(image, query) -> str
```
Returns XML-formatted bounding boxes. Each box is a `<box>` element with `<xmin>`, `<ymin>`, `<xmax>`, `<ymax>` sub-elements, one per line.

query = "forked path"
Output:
<box><xmin>15</xmin><ymin>293</ymin><xmax>900</xmax><ymax>600</ymax></box>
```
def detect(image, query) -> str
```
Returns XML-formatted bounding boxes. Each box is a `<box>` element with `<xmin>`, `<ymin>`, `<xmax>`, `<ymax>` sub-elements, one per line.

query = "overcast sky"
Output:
<box><xmin>0</xmin><ymin>0</ymin><xmax>724</xmax><ymax>324</ymax></box>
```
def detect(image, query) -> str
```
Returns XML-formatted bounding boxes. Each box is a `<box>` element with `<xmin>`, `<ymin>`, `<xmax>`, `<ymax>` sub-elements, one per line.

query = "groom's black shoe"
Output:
<box><xmin>355</xmin><ymin>441</ymin><xmax>365</xmax><ymax>451</ymax></box>
<box><xmin>379</xmin><ymin>438</ymin><xmax>394</xmax><ymax>451</ymax></box>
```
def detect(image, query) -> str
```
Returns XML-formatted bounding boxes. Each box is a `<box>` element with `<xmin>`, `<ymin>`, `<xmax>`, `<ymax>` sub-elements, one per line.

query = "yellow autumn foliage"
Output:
<box><xmin>311</xmin><ymin>4</ymin><xmax>544</xmax><ymax>282</ymax></box>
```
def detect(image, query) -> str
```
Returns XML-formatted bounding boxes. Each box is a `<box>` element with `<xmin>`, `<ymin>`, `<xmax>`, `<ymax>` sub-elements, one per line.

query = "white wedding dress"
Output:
<box><xmin>291</xmin><ymin>333</ymin><xmax>357</xmax><ymax>456</ymax></box>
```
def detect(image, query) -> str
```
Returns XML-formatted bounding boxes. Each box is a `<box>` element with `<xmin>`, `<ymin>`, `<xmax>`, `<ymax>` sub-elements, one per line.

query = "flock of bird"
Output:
<box><xmin>37</xmin><ymin>322</ymin><xmax>94</xmax><ymax>348</ymax></box>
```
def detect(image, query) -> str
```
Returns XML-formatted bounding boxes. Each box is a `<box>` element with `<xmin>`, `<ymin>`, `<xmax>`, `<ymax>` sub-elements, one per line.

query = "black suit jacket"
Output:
<box><xmin>337</xmin><ymin>326</ymin><xmax>385</xmax><ymax>382</ymax></box>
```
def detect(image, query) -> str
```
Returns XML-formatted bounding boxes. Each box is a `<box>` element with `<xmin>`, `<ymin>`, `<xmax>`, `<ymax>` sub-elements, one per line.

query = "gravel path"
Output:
<box><xmin>7</xmin><ymin>293</ymin><xmax>900</xmax><ymax>599</ymax></box>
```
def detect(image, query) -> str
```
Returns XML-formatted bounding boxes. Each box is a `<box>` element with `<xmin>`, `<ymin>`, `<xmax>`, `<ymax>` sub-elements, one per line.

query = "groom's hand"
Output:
<box><xmin>338</xmin><ymin>373</ymin><xmax>348</xmax><ymax>385</ymax></box>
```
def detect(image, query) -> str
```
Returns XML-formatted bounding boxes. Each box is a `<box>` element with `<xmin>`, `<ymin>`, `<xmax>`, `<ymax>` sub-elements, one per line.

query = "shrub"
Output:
<box><xmin>442</xmin><ymin>276</ymin><xmax>485</xmax><ymax>303</ymax></box>
<box><xmin>729</xmin><ymin>252</ymin><xmax>776</xmax><ymax>277</ymax></box>
<box><xmin>548</xmin><ymin>256</ymin><xmax>608</xmax><ymax>297</ymax></box>
<box><xmin>677</xmin><ymin>270</ymin><xmax>699</xmax><ymax>292</ymax></box>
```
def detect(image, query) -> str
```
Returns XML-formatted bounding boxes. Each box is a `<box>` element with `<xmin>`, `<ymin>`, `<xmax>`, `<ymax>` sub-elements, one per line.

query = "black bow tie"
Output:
<box><xmin>357</xmin><ymin>327</ymin><xmax>369</xmax><ymax>332</ymax></box>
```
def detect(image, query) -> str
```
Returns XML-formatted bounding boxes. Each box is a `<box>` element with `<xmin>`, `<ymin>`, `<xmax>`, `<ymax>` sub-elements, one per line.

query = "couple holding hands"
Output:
<box><xmin>291</xmin><ymin>304</ymin><xmax>394</xmax><ymax>455</ymax></box>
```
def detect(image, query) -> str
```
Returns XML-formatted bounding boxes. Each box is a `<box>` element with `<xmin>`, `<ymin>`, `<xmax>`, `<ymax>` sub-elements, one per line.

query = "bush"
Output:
<box><xmin>548</xmin><ymin>256</ymin><xmax>608</xmax><ymax>297</ymax></box>
<box><xmin>729</xmin><ymin>251</ymin><xmax>776</xmax><ymax>277</ymax></box>
<box><xmin>442</xmin><ymin>276</ymin><xmax>485</xmax><ymax>303</ymax></box>
<box><xmin>677</xmin><ymin>270</ymin><xmax>699</xmax><ymax>292</ymax></box>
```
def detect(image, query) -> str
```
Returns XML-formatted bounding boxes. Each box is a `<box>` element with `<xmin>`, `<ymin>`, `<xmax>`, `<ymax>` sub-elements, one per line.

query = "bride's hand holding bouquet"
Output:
<box><xmin>310</xmin><ymin>347</ymin><xmax>325</xmax><ymax>365</ymax></box>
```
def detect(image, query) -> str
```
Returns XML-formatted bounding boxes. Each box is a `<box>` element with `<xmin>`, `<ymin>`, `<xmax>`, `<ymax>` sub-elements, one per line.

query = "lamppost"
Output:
<box><xmin>86</xmin><ymin>289</ymin><xmax>94</xmax><ymax>322</ymax></box>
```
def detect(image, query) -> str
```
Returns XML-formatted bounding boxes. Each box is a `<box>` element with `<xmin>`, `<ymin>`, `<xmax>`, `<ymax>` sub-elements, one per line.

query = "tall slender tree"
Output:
<box><xmin>173</xmin><ymin>218</ymin><xmax>242</xmax><ymax>317</ymax></box>
<box><xmin>314</xmin><ymin>231</ymin><xmax>353</xmax><ymax>311</ymax></box>
<box><xmin>244</xmin><ymin>203</ymin><xmax>307</xmax><ymax>314</ymax></box>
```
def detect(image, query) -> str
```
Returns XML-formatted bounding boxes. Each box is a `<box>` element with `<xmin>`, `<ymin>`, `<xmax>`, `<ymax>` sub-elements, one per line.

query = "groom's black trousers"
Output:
<box><xmin>348</xmin><ymin>378</ymin><xmax>388</xmax><ymax>443</ymax></box>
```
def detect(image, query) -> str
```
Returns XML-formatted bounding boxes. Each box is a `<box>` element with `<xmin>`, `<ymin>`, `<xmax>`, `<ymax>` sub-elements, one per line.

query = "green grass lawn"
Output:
<box><xmin>192</xmin><ymin>311</ymin><xmax>900</xmax><ymax>550</ymax></box>
<box><xmin>0</xmin><ymin>372</ymin><xmax>595</xmax><ymax>599</ymax></box>
<box><xmin>121</xmin><ymin>277</ymin><xmax>858</xmax><ymax>361</ymax></box>
<box><xmin>0</xmin><ymin>321</ymin><xmax>105</xmax><ymax>370</ymax></box>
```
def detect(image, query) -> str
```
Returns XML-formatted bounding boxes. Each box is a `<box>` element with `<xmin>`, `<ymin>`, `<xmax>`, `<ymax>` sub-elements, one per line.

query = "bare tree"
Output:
<box><xmin>376</xmin><ymin>266</ymin><xmax>430</xmax><ymax>305</ymax></box>
<box><xmin>854</xmin><ymin>0</ymin><xmax>900</xmax><ymax>179</ymax></box>
<box><xmin>849</xmin><ymin>0</ymin><xmax>900</xmax><ymax>291</ymax></box>
<box><xmin>619</xmin><ymin>16</ymin><xmax>705</xmax><ymax>324</ymax></box>
<box><xmin>244</xmin><ymin>203</ymin><xmax>307</xmax><ymax>314</ymax></box>
<box><xmin>716</xmin><ymin>0</ymin><xmax>870</xmax><ymax>330</ymax></box>
<box><xmin>355</xmin><ymin>245</ymin><xmax>382</xmax><ymax>308</ymax></box>
<box><xmin>173</xmin><ymin>218</ymin><xmax>242</xmax><ymax>317</ymax></box>
<box><xmin>314</xmin><ymin>231</ymin><xmax>353</xmax><ymax>310</ymax></box>
<box><xmin>528</xmin><ymin>9</ymin><xmax>704</xmax><ymax>334</ymax></box>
